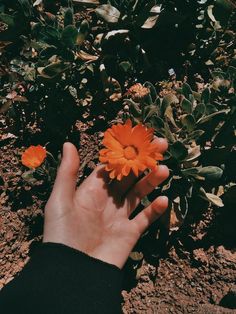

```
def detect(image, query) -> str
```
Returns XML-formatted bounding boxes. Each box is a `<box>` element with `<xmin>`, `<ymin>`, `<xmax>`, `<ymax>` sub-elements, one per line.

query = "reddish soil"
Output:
<box><xmin>1</xmin><ymin>121</ymin><xmax>236</xmax><ymax>313</ymax></box>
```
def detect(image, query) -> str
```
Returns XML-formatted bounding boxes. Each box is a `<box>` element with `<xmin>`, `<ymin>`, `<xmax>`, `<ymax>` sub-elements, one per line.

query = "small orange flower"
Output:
<box><xmin>99</xmin><ymin>120</ymin><xmax>163</xmax><ymax>181</ymax></box>
<box><xmin>126</xmin><ymin>83</ymin><xmax>150</xmax><ymax>102</ymax></box>
<box><xmin>21</xmin><ymin>145</ymin><xmax>46</xmax><ymax>168</ymax></box>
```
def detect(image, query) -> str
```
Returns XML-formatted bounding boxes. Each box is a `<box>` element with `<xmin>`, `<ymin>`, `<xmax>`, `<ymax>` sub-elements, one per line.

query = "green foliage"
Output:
<box><xmin>124</xmin><ymin>65</ymin><xmax>235</xmax><ymax>220</ymax></box>
<box><xmin>186</xmin><ymin>0</ymin><xmax>236</xmax><ymax>74</ymax></box>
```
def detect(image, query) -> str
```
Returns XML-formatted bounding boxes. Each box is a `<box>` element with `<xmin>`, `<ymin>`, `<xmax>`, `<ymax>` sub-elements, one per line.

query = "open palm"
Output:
<box><xmin>43</xmin><ymin>142</ymin><xmax>169</xmax><ymax>268</ymax></box>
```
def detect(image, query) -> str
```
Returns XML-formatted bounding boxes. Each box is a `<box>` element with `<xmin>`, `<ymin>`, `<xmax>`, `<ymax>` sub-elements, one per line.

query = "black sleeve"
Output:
<box><xmin>0</xmin><ymin>242</ymin><xmax>123</xmax><ymax>314</ymax></box>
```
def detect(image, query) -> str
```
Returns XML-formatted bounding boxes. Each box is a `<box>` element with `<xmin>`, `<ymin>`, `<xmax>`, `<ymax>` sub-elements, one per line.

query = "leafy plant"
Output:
<box><xmin>124</xmin><ymin>65</ymin><xmax>235</xmax><ymax>225</ymax></box>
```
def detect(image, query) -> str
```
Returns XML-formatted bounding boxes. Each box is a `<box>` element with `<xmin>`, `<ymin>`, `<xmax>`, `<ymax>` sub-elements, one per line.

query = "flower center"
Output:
<box><xmin>124</xmin><ymin>146</ymin><xmax>137</xmax><ymax>160</ymax></box>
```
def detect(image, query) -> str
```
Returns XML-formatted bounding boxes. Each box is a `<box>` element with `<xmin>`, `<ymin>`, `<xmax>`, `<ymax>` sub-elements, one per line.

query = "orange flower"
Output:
<box><xmin>21</xmin><ymin>145</ymin><xmax>46</xmax><ymax>168</ymax></box>
<box><xmin>126</xmin><ymin>83</ymin><xmax>149</xmax><ymax>102</ymax></box>
<box><xmin>99</xmin><ymin>120</ymin><xmax>163</xmax><ymax>180</ymax></box>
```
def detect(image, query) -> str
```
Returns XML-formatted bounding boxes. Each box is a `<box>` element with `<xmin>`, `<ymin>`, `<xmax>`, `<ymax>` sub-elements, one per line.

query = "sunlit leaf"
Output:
<box><xmin>95</xmin><ymin>4</ymin><xmax>120</xmax><ymax>23</ymax></box>
<box><xmin>77</xmin><ymin>20</ymin><xmax>89</xmax><ymax>45</ymax></box>
<box><xmin>76</xmin><ymin>50</ymin><xmax>99</xmax><ymax>61</ymax></box>
<box><xmin>142</xmin><ymin>15</ymin><xmax>159</xmax><ymax>29</ymax></box>
<box><xmin>161</xmin><ymin>94</ymin><xmax>178</xmax><ymax>116</ymax></box>
<box><xmin>33</xmin><ymin>0</ymin><xmax>42</xmax><ymax>6</ymax></box>
<box><xmin>73</xmin><ymin>0</ymin><xmax>100</xmax><ymax>5</ymax></box>
<box><xmin>205</xmin><ymin>193</ymin><xmax>224</xmax><ymax>207</ymax></box>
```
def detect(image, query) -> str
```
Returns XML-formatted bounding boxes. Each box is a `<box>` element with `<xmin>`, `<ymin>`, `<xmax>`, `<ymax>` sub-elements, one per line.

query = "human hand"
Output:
<box><xmin>43</xmin><ymin>141</ymin><xmax>169</xmax><ymax>269</ymax></box>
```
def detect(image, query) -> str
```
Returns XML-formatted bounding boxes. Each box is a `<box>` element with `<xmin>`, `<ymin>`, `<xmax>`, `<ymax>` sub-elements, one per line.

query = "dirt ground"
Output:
<box><xmin>0</xmin><ymin>124</ymin><xmax>236</xmax><ymax>313</ymax></box>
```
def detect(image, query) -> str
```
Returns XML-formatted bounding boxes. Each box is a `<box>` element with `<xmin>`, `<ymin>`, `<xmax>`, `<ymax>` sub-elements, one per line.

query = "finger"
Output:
<box><xmin>50</xmin><ymin>142</ymin><xmax>80</xmax><ymax>200</ymax></box>
<box><xmin>128</xmin><ymin>165</ymin><xmax>169</xmax><ymax>214</ymax></box>
<box><xmin>131</xmin><ymin>196</ymin><xmax>168</xmax><ymax>235</ymax></box>
<box><xmin>153</xmin><ymin>137</ymin><xmax>168</xmax><ymax>153</ymax></box>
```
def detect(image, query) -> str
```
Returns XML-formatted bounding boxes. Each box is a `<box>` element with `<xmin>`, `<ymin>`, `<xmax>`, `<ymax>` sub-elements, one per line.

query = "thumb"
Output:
<box><xmin>50</xmin><ymin>142</ymin><xmax>80</xmax><ymax>201</ymax></box>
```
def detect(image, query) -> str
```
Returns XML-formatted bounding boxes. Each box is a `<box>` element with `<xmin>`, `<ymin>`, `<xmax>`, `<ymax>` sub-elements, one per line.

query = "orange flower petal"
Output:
<box><xmin>122</xmin><ymin>164</ymin><xmax>131</xmax><ymax>176</ymax></box>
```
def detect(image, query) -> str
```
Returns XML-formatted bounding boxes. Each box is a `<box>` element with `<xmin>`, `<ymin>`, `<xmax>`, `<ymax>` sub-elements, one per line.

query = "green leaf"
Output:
<box><xmin>205</xmin><ymin>104</ymin><xmax>218</xmax><ymax>115</ymax></box>
<box><xmin>39</xmin><ymin>46</ymin><xmax>58</xmax><ymax>59</ymax></box>
<box><xmin>211</xmin><ymin>71</ymin><xmax>226</xmax><ymax>79</ymax></box>
<box><xmin>119</xmin><ymin>61</ymin><xmax>132</xmax><ymax>73</ymax></box>
<box><xmin>198</xmin><ymin>109</ymin><xmax>228</xmax><ymax>124</ymax></box>
<box><xmin>198</xmin><ymin>166</ymin><xmax>223</xmax><ymax>181</ymax></box>
<box><xmin>181</xmin><ymin>114</ymin><xmax>195</xmax><ymax>132</ymax></box>
<box><xmin>22</xmin><ymin>170</ymin><xmax>37</xmax><ymax>184</ymax></box>
<box><xmin>61</xmin><ymin>25</ymin><xmax>78</xmax><ymax>48</ymax></box>
<box><xmin>181</xmin><ymin>97</ymin><xmax>192</xmax><ymax>113</ymax></box>
<box><xmin>164</xmin><ymin>122</ymin><xmax>176</xmax><ymax>143</ymax></box>
<box><xmin>170</xmin><ymin>141</ymin><xmax>188</xmax><ymax>161</ymax></box>
<box><xmin>0</xmin><ymin>14</ymin><xmax>15</xmax><ymax>27</ymax></box>
<box><xmin>182</xmin><ymin>83</ymin><xmax>192</xmax><ymax>100</ymax></box>
<box><xmin>64</xmin><ymin>8</ymin><xmax>74</xmax><ymax>27</ymax></box>
<box><xmin>165</xmin><ymin>106</ymin><xmax>179</xmax><ymax>129</ymax></box>
<box><xmin>161</xmin><ymin>94</ymin><xmax>178</xmax><ymax>116</ymax></box>
<box><xmin>227</xmin><ymin>66</ymin><xmax>236</xmax><ymax>80</ymax></box>
<box><xmin>150</xmin><ymin>116</ymin><xmax>164</xmax><ymax>129</ymax></box>
<box><xmin>95</xmin><ymin>4</ymin><xmax>120</xmax><ymax>23</ymax></box>
<box><xmin>181</xmin><ymin>167</ymin><xmax>200</xmax><ymax>177</ymax></box>
<box><xmin>193</xmin><ymin>103</ymin><xmax>206</xmax><ymax>120</ymax></box>
<box><xmin>42</xmin><ymin>26</ymin><xmax>60</xmax><ymax>44</ymax></box>
<box><xmin>143</xmin><ymin>105</ymin><xmax>159</xmax><ymax>122</ymax></box>
<box><xmin>38</xmin><ymin>62</ymin><xmax>70</xmax><ymax>79</ymax></box>
<box><xmin>128</xmin><ymin>100</ymin><xmax>142</xmax><ymax>118</ymax></box>
<box><xmin>215</xmin><ymin>0</ymin><xmax>235</xmax><ymax>11</ymax></box>
<box><xmin>18</xmin><ymin>0</ymin><xmax>32</xmax><ymax>18</ymax></box>
<box><xmin>77</xmin><ymin>20</ymin><xmax>89</xmax><ymax>45</ymax></box>
<box><xmin>201</xmin><ymin>87</ymin><xmax>211</xmax><ymax>104</ymax></box>
<box><xmin>187</xmin><ymin>129</ymin><xmax>205</xmax><ymax>141</ymax></box>
<box><xmin>144</xmin><ymin>81</ymin><xmax>157</xmax><ymax>103</ymax></box>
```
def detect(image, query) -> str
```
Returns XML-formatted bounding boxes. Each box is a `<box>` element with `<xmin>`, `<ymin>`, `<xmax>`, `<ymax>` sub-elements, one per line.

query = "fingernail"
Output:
<box><xmin>159</xmin><ymin>196</ymin><xmax>169</xmax><ymax>207</ymax></box>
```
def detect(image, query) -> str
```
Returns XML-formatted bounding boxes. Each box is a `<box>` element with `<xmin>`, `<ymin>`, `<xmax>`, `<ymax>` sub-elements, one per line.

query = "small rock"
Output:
<box><xmin>219</xmin><ymin>287</ymin><xmax>236</xmax><ymax>309</ymax></box>
<box><xmin>193</xmin><ymin>248</ymin><xmax>209</xmax><ymax>266</ymax></box>
<box><xmin>216</xmin><ymin>246</ymin><xmax>236</xmax><ymax>263</ymax></box>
